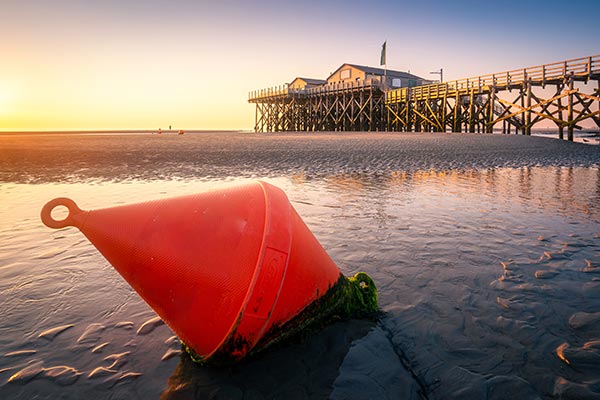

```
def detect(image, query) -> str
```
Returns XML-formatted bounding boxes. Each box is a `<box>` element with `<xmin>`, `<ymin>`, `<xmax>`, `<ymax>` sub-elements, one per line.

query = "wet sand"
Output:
<box><xmin>1</xmin><ymin>131</ymin><xmax>599</xmax><ymax>399</ymax></box>
<box><xmin>1</xmin><ymin>131</ymin><xmax>598</xmax><ymax>183</ymax></box>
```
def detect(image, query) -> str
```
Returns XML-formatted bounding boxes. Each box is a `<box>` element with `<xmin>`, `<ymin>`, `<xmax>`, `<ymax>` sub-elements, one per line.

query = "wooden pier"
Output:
<box><xmin>249</xmin><ymin>54</ymin><xmax>600</xmax><ymax>140</ymax></box>
<box><xmin>250</xmin><ymin>81</ymin><xmax>386</xmax><ymax>132</ymax></box>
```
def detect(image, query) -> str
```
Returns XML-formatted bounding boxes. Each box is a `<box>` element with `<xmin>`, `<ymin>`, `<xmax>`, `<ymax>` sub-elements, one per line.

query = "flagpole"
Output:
<box><xmin>384</xmin><ymin>56</ymin><xmax>387</xmax><ymax>92</ymax></box>
<box><xmin>381</xmin><ymin>40</ymin><xmax>387</xmax><ymax>92</ymax></box>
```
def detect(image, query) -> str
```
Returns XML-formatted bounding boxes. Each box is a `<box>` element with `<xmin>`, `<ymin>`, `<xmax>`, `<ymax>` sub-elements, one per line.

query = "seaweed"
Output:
<box><xmin>185</xmin><ymin>272</ymin><xmax>378</xmax><ymax>366</ymax></box>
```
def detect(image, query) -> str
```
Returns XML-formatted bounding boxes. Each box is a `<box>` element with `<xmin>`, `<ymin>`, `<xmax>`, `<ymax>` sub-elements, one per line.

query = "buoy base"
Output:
<box><xmin>185</xmin><ymin>272</ymin><xmax>378</xmax><ymax>366</ymax></box>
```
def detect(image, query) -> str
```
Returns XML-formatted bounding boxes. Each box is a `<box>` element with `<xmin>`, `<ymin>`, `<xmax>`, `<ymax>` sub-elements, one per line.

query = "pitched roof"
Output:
<box><xmin>291</xmin><ymin>77</ymin><xmax>327</xmax><ymax>85</ymax></box>
<box><xmin>328</xmin><ymin>63</ymin><xmax>425</xmax><ymax>81</ymax></box>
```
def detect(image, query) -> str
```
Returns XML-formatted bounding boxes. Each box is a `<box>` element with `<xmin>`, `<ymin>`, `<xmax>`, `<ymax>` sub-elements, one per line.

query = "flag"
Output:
<box><xmin>380</xmin><ymin>41</ymin><xmax>387</xmax><ymax>66</ymax></box>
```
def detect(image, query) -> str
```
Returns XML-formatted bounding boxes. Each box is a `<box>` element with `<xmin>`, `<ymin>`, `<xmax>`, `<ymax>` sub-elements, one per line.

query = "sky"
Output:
<box><xmin>0</xmin><ymin>0</ymin><xmax>598</xmax><ymax>131</ymax></box>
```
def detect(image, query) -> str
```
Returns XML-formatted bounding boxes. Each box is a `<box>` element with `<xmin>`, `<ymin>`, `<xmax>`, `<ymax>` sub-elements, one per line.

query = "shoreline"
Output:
<box><xmin>0</xmin><ymin>128</ymin><xmax>597</xmax><ymax>145</ymax></box>
<box><xmin>0</xmin><ymin>129</ymin><xmax>249</xmax><ymax>136</ymax></box>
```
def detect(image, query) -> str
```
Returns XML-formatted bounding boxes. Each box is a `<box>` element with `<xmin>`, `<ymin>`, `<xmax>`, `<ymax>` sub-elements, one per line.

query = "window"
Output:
<box><xmin>392</xmin><ymin>78</ymin><xmax>402</xmax><ymax>87</ymax></box>
<box><xmin>340</xmin><ymin>69</ymin><xmax>351</xmax><ymax>80</ymax></box>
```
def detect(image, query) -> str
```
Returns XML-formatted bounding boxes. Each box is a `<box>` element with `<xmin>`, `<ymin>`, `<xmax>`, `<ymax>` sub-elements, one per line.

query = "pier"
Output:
<box><xmin>249</xmin><ymin>54</ymin><xmax>600</xmax><ymax>140</ymax></box>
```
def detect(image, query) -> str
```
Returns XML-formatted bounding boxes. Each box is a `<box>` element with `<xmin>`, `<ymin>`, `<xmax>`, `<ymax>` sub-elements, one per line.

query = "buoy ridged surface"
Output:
<box><xmin>41</xmin><ymin>181</ymin><xmax>359</xmax><ymax>364</ymax></box>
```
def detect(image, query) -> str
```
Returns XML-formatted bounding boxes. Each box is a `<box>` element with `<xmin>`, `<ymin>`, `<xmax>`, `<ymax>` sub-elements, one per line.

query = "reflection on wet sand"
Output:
<box><xmin>287</xmin><ymin>169</ymin><xmax>600</xmax><ymax>397</ymax></box>
<box><xmin>321</xmin><ymin>166</ymin><xmax>600</xmax><ymax>223</ymax></box>
<box><xmin>159</xmin><ymin>319</ymin><xmax>419</xmax><ymax>400</ymax></box>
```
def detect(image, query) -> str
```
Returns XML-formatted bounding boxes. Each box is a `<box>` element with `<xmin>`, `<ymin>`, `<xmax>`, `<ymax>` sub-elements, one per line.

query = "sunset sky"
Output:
<box><xmin>1</xmin><ymin>0</ymin><xmax>598</xmax><ymax>131</ymax></box>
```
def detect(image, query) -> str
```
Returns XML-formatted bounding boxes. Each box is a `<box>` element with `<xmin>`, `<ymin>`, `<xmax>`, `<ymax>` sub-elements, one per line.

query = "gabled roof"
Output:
<box><xmin>291</xmin><ymin>77</ymin><xmax>327</xmax><ymax>85</ymax></box>
<box><xmin>328</xmin><ymin>63</ymin><xmax>425</xmax><ymax>81</ymax></box>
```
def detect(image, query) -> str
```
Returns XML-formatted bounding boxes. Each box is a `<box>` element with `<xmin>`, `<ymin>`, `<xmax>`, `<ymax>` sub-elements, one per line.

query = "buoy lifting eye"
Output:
<box><xmin>41</xmin><ymin>198</ymin><xmax>83</xmax><ymax>229</ymax></box>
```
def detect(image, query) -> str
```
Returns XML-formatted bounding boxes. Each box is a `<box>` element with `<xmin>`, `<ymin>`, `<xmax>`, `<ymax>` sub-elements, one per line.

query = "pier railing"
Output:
<box><xmin>387</xmin><ymin>54</ymin><xmax>600</xmax><ymax>103</ymax></box>
<box><xmin>248</xmin><ymin>85</ymin><xmax>300</xmax><ymax>101</ymax></box>
<box><xmin>249</xmin><ymin>80</ymin><xmax>382</xmax><ymax>101</ymax></box>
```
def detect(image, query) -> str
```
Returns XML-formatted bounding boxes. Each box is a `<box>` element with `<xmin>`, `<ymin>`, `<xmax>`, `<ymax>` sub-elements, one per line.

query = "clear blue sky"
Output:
<box><xmin>1</xmin><ymin>0</ymin><xmax>598</xmax><ymax>130</ymax></box>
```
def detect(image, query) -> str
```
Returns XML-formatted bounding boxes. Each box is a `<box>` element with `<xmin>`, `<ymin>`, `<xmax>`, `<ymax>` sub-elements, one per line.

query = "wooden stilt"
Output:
<box><xmin>488</xmin><ymin>87</ymin><xmax>495</xmax><ymax>133</ymax></box>
<box><xmin>453</xmin><ymin>92</ymin><xmax>460</xmax><ymax>132</ymax></box>
<box><xmin>568</xmin><ymin>73</ymin><xmax>574</xmax><ymax>141</ymax></box>
<box><xmin>468</xmin><ymin>89</ymin><xmax>475</xmax><ymax>133</ymax></box>
<box><xmin>442</xmin><ymin>87</ymin><xmax>448</xmax><ymax>132</ymax></box>
<box><xmin>557</xmin><ymin>84</ymin><xmax>564</xmax><ymax>140</ymax></box>
<box><xmin>525</xmin><ymin>80</ymin><xmax>532</xmax><ymax>135</ymax></box>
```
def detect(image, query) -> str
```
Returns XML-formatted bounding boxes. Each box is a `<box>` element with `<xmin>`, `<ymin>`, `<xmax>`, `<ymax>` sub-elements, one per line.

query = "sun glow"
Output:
<box><xmin>0</xmin><ymin>85</ymin><xmax>14</xmax><ymax>115</ymax></box>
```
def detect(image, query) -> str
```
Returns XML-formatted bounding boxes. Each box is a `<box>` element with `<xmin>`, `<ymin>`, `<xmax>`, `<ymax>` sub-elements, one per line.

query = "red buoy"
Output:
<box><xmin>41</xmin><ymin>181</ymin><xmax>376</xmax><ymax>364</ymax></box>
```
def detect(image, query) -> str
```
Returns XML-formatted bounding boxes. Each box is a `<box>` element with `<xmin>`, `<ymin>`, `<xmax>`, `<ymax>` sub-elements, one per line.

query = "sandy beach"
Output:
<box><xmin>1</xmin><ymin>131</ymin><xmax>599</xmax><ymax>183</ymax></box>
<box><xmin>0</xmin><ymin>131</ymin><xmax>599</xmax><ymax>399</ymax></box>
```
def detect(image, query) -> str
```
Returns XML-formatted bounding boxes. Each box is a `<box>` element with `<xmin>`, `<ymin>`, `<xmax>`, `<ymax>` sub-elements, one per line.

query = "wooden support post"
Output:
<box><xmin>525</xmin><ymin>81</ymin><xmax>532</xmax><ymax>135</ymax></box>
<box><xmin>351</xmin><ymin>91</ymin><xmax>356</xmax><ymax>131</ymax></box>
<box><xmin>567</xmin><ymin>73</ymin><xmax>574</xmax><ymax>141</ymax></box>
<box><xmin>596</xmin><ymin>78</ymin><xmax>600</xmax><ymax>129</ymax></box>
<box><xmin>442</xmin><ymin>87</ymin><xmax>448</xmax><ymax>132</ymax></box>
<box><xmin>519</xmin><ymin>88</ymin><xmax>525</xmax><ymax>135</ymax></box>
<box><xmin>369</xmin><ymin>90</ymin><xmax>373</xmax><ymax>131</ymax></box>
<box><xmin>406</xmin><ymin>89</ymin><xmax>412</xmax><ymax>132</ymax></box>
<box><xmin>488</xmin><ymin>88</ymin><xmax>495</xmax><ymax>133</ymax></box>
<box><xmin>417</xmin><ymin>101</ymin><xmax>423</xmax><ymax>132</ymax></box>
<box><xmin>382</xmin><ymin>94</ymin><xmax>387</xmax><ymax>131</ymax></box>
<box><xmin>414</xmin><ymin>101</ymin><xmax>419</xmax><ymax>132</ymax></box>
<box><xmin>407</xmin><ymin>98</ymin><xmax>412</xmax><ymax>132</ymax></box>
<box><xmin>453</xmin><ymin>92</ymin><xmax>460</xmax><ymax>132</ymax></box>
<box><xmin>387</xmin><ymin>104</ymin><xmax>391</xmax><ymax>131</ymax></box>
<box><xmin>254</xmin><ymin>103</ymin><xmax>258</xmax><ymax>132</ymax></box>
<box><xmin>557</xmin><ymin>84</ymin><xmax>564</xmax><ymax>140</ymax></box>
<box><xmin>468</xmin><ymin>89</ymin><xmax>475</xmax><ymax>132</ymax></box>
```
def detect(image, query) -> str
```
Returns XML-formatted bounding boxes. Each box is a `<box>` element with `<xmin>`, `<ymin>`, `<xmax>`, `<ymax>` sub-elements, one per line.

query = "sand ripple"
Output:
<box><xmin>4</xmin><ymin>350</ymin><xmax>37</xmax><ymax>357</ymax></box>
<box><xmin>554</xmin><ymin>377</ymin><xmax>600</xmax><ymax>399</ymax></box>
<box><xmin>88</xmin><ymin>366</ymin><xmax>117</xmax><ymax>379</ymax></box>
<box><xmin>115</xmin><ymin>321</ymin><xmax>134</xmax><ymax>329</ymax></box>
<box><xmin>137</xmin><ymin>316</ymin><xmax>163</xmax><ymax>335</ymax></box>
<box><xmin>7</xmin><ymin>360</ymin><xmax>44</xmax><ymax>384</ymax></box>
<box><xmin>91</xmin><ymin>342</ymin><xmax>109</xmax><ymax>353</ymax></box>
<box><xmin>161</xmin><ymin>348</ymin><xmax>181</xmax><ymax>361</ymax></box>
<box><xmin>42</xmin><ymin>365</ymin><xmax>81</xmax><ymax>386</ymax></box>
<box><xmin>77</xmin><ymin>323</ymin><xmax>105</xmax><ymax>345</ymax></box>
<box><xmin>104</xmin><ymin>352</ymin><xmax>130</xmax><ymax>369</ymax></box>
<box><xmin>569</xmin><ymin>312</ymin><xmax>600</xmax><ymax>331</ymax></box>
<box><xmin>38</xmin><ymin>324</ymin><xmax>74</xmax><ymax>340</ymax></box>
